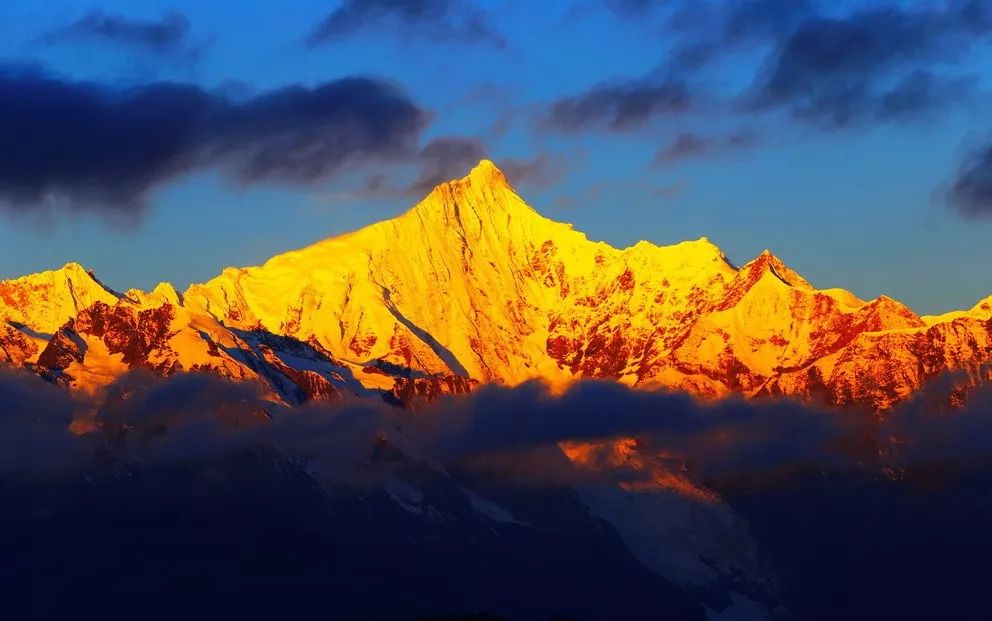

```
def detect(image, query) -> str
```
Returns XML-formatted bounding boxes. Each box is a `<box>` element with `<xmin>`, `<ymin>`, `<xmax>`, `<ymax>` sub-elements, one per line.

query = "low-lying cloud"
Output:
<box><xmin>0</xmin><ymin>370</ymin><xmax>79</xmax><ymax>476</ymax></box>
<box><xmin>4</xmin><ymin>367</ymin><xmax>992</xmax><ymax>618</ymax></box>
<box><xmin>5</xmin><ymin>366</ymin><xmax>990</xmax><ymax>486</ymax></box>
<box><xmin>4</xmin><ymin>365</ymin><xmax>992</xmax><ymax>528</ymax></box>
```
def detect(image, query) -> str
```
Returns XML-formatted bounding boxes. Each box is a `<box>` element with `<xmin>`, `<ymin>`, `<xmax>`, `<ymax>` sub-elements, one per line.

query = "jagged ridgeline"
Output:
<box><xmin>2</xmin><ymin>160</ymin><xmax>991</xmax><ymax>410</ymax></box>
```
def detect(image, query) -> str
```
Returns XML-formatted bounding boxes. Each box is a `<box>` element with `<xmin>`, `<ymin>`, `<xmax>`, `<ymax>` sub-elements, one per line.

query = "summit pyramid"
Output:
<box><xmin>2</xmin><ymin>161</ymin><xmax>991</xmax><ymax>410</ymax></box>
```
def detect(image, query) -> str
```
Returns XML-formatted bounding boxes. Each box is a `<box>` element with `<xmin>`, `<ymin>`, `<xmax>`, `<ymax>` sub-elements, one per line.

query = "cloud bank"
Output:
<box><xmin>4</xmin><ymin>366</ymin><xmax>988</xmax><ymax>486</ymax></box>
<box><xmin>3</xmin><ymin>366</ymin><xmax>992</xmax><ymax>618</ymax></box>
<box><xmin>0</xmin><ymin>69</ymin><xmax>428</xmax><ymax>219</ymax></box>
<box><xmin>555</xmin><ymin>1</ymin><xmax>991</xmax><ymax>132</ymax></box>
<box><xmin>746</xmin><ymin>3</ymin><xmax>991</xmax><ymax>127</ymax></box>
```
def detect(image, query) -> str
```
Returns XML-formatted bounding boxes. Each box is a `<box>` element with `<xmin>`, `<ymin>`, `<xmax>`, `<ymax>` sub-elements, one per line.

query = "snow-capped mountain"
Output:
<box><xmin>2</xmin><ymin>160</ymin><xmax>991</xmax><ymax>410</ymax></box>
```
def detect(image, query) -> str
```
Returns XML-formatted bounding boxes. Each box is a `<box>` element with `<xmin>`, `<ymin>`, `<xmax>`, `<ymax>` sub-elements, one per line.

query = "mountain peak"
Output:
<box><xmin>745</xmin><ymin>250</ymin><xmax>813</xmax><ymax>290</ymax></box>
<box><xmin>466</xmin><ymin>159</ymin><xmax>509</xmax><ymax>188</ymax></box>
<box><xmin>0</xmin><ymin>262</ymin><xmax>118</xmax><ymax>334</ymax></box>
<box><xmin>408</xmin><ymin>159</ymin><xmax>534</xmax><ymax>227</ymax></box>
<box><xmin>5</xmin><ymin>162</ymin><xmax>992</xmax><ymax>413</ymax></box>
<box><xmin>123</xmin><ymin>282</ymin><xmax>182</xmax><ymax>309</ymax></box>
<box><xmin>60</xmin><ymin>261</ymin><xmax>88</xmax><ymax>274</ymax></box>
<box><xmin>57</xmin><ymin>262</ymin><xmax>119</xmax><ymax>292</ymax></box>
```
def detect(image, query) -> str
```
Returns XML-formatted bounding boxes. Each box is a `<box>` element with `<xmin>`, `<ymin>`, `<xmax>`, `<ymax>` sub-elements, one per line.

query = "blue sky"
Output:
<box><xmin>1</xmin><ymin>0</ymin><xmax>991</xmax><ymax>314</ymax></box>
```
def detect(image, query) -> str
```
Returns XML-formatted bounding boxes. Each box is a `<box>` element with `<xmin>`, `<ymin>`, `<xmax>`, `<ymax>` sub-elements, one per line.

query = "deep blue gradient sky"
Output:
<box><xmin>1</xmin><ymin>0</ymin><xmax>991</xmax><ymax>314</ymax></box>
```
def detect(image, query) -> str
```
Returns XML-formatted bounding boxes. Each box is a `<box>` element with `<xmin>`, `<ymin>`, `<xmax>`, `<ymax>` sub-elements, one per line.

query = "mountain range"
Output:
<box><xmin>2</xmin><ymin>160</ymin><xmax>991</xmax><ymax>412</ymax></box>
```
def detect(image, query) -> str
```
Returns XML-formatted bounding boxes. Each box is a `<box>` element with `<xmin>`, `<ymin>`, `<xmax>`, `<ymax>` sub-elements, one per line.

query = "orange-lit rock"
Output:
<box><xmin>2</xmin><ymin>160</ymin><xmax>991</xmax><ymax>411</ymax></box>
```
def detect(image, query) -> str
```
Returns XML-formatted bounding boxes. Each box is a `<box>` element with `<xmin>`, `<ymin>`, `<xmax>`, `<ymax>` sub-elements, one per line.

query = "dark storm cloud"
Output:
<box><xmin>40</xmin><ymin>10</ymin><xmax>196</xmax><ymax>57</ymax></box>
<box><xmin>0</xmin><ymin>69</ymin><xmax>429</xmax><ymax>219</ymax></box>
<box><xmin>747</xmin><ymin>2</ymin><xmax>992</xmax><ymax>127</ymax></box>
<box><xmin>653</xmin><ymin>131</ymin><xmax>757</xmax><ymax>165</ymax></box>
<box><xmin>554</xmin><ymin>1</ymin><xmax>991</xmax><ymax>134</ymax></box>
<box><xmin>948</xmin><ymin>139</ymin><xmax>992</xmax><ymax>219</ymax></box>
<box><xmin>549</xmin><ymin>0</ymin><xmax>820</xmax><ymax>133</ymax></box>
<box><xmin>307</xmin><ymin>0</ymin><xmax>505</xmax><ymax>48</ymax></box>
<box><xmin>546</xmin><ymin>79</ymin><xmax>691</xmax><ymax>132</ymax></box>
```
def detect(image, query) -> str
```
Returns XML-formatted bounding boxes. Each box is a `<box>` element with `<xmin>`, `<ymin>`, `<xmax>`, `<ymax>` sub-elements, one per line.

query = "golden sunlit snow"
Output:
<box><xmin>3</xmin><ymin>161</ymin><xmax>991</xmax><ymax>410</ymax></box>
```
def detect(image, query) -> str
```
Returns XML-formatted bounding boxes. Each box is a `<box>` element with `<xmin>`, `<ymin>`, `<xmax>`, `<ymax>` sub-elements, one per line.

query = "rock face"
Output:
<box><xmin>2</xmin><ymin>160</ymin><xmax>991</xmax><ymax>410</ymax></box>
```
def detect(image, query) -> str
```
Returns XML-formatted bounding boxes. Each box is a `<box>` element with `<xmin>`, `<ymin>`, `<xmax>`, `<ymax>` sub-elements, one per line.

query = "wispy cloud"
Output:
<box><xmin>546</xmin><ymin>78</ymin><xmax>691</xmax><ymax>132</ymax></box>
<box><xmin>39</xmin><ymin>11</ymin><xmax>203</xmax><ymax>61</ymax></box>
<box><xmin>947</xmin><ymin>137</ymin><xmax>992</xmax><ymax>219</ymax></box>
<box><xmin>745</xmin><ymin>3</ymin><xmax>992</xmax><ymax>127</ymax></box>
<box><xmin>653</xmin><ymin>131</ymin><xmax>758</xmax><ymax>166</ymax></box>
<box><xmin>406</xmin><ymin>136</ymin><xmax>488</xmax><ymax>196</ymax></box>
<box><xmin>552</xmin><ymin>1</ymin><xmax>992</xmax><ymax>133</ymax></box>
<box><xmin>307</xmin><ymin>0</ymin><xmax>505</xmax><ymax>48</ymax></box>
